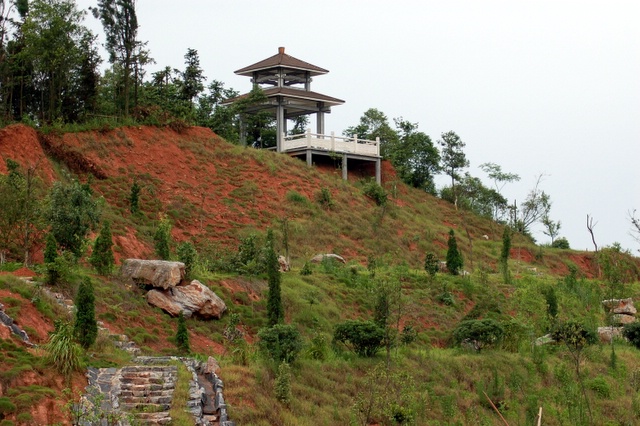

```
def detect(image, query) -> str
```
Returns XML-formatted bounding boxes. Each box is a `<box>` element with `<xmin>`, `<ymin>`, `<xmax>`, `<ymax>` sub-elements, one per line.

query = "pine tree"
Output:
<box><xmin>74</xmin><ymin>277</ymin><xmax>97</xmax><ymax>349</ymax></box>
<box><xmin>90</xmin><ymin>221</ymin><xmax>115</xmax><ymax>275</ymax></box>
<box><xmin>446</xmin><ymin>229</ymin><xmax>463</xmax><ymax>275</ymax></box>
<box><xmin>500</xmin><ymin>226</ymin><xmax>512</xmax><ymax>283</ymax></box>
<box><xmin>266</xmin><ymin>229</ymin><xmax>283</xmax><ymax>326</ymax></box>
<box><xmin>175</xmin><ymin>312</ymin><xmax>190</xmax><ymax>354</ymax></box>
<box><xmin>44</xmin><ymin>232</ymin><xmax>59</xmax><ymax>285</ymax></box>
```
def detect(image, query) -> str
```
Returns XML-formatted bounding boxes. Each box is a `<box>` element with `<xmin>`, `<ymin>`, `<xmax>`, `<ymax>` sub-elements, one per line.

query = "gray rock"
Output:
<box><xmin>310</xmin><ymin>253</ymin><xmax>346</xmax><ymax>264</ymax></box>
<box><xmin>121</xmin><ymin>259</ymin><xmax>185</xmax><ymax>289</ymax></box>
<box><xmin>147</xmin><ymin>280</ymin><xmax>227</xmax><ymax>319</ymax></box>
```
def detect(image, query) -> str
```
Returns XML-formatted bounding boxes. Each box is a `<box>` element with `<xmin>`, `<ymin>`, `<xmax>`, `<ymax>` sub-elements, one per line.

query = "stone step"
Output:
<box><xmin>119</xmin><ymin>402</ymin><xmax>171</xmax><ymax>412</ymax></box>
<box><xmin>119</xmin><ymin>389</ymin><xmax>174</xmax><ymax>398</ymax></box>
<box><xmin>120</xmin><ymin>395</ymin><xmax>173</xmax><ymax>405</ymax></box>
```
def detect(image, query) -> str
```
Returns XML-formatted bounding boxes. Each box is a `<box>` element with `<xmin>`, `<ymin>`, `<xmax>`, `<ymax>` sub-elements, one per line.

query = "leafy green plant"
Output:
<box><xmin>333</xmin><ymin>320</ymin><xmax>384</xmax><ymax>357</ymax></box>
<box><xmin>300</xmin><ymin>261</ymin><xmax>312</xmax><ymax>276</ymax></box>
<box><xmin>257</xmin><ymin>324</ymin><xmax>302</xmax><ymax>363</ymax></box>
<box><xmin>129</xmin><ymin>180</ymin><xmax>141</xmax><ymax>214</ymax></box>
<box><xmin>623</xmin><ymin>322</ymin><xmax>640</xmax><ymax>349</ymax></box>
<box><xmin>424</xmin><ymin>252</ymin><xmax>438</xmax><ymax>280</ymax></box>
<box><xmin>45</xmin><ymin>320</ymin><xmax>82</xmax><ymax>382</ymax></box>
<box><xmin>89</xmin><ymin>221</ymin><xmax>115</xmax><ymax>275</ymax></box>
<box><xmin>175</xmin><ymin>312</ymin><xmax>190</xmax><ymax>355</ymax></box>
<box><xmin>177</xmin><ymin>241</ymin><xmax>197</xmax><ymax>280</ymax></box>
<box><xmin>153</xmin><ymin>215</ymin><xmax>172</xmax><ymax>260</ymax></box>
<box><xmin>265</xmin><ymin>230</ymin><xmax>283</xmax><ymax>326</ymax></box>
<box><xmin>362</xmin><ymin>180</ymin><xmax>387</xmax><ymax>206</ymax></box>
<box><xmin>315</xmin><ymin>187</ymin><xmax>334</xmax><ymax>209</ymax></box>
<box><xmin>274</xmin><ymin>362</ymin><xmax>292</xmax><ymax>405</ymax></box>
<box><xmin>446</xmin><ymin>229</ymin><xmax>463</xmax><ymax>275</ymax></box>
<box><xmin>452</xmin><ymin>319</ymin><xmax>504</xmax><ymax>351</ymax></box>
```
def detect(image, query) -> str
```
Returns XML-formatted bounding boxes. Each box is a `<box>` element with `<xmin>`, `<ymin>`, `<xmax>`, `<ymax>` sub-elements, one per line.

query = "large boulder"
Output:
<box><xmin>611</xmin><ymin>314</ymin><xmax>636</xmax><ymax>326</ymax></box>
<box><xmin>121</xmin><ymin>259</ymin><xmax>185</xmax><ymax>289</ymax></box>
<box><xmin>310</xmin><ymin>253</ymin><xmax>346</xmax><ymax>264</ymax></box>
<box><xmin>147</xmin><ymin>280</ymin><xmax>226</xmax><ymax>319</ymax></box>
<box><xmin>597</xmin><ymin>326</ymin><xmax>624</xmax><ymax>344</ymax></box>
<box><xmin>602</xmin><ymin>298</ymin><xmax>637</xmax><ymax>315</ymax></box>
<box><xmin>278</xmin><ymin>255</ymin><xmax>290</xmax><ymax>272</ymax></box>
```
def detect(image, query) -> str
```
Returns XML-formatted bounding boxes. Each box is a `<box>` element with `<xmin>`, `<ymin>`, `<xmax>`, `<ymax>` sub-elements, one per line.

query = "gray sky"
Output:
<box><xmin>78</xmin><ymin>0</ymin><xmax>640</xmax><ymax>253</ymax></box>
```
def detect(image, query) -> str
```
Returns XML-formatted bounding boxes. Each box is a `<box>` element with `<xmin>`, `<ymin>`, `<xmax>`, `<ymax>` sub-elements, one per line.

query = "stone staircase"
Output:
<box><xmin>82</xmin><ymin>357</ymin><xmax>234</xmax><ymax>426</ymax></box>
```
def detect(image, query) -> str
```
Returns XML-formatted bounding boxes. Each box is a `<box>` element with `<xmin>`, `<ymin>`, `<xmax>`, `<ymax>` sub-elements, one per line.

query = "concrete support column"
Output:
<box><xmin>276</xmin><ymin>100</ymin><xmax>284</xmax><ymax>152</ymax></box>
<box><xmin>317</xmin><ymin>109</ymin><xmax>325</xmax><ymax>135</ymax></box>
<box><xmin>342</xmin><ymin>154</ymin><xmax>348</xmax><ymax>181</ymax></box>
<box><xmin>306</xmin><ymin>151</ymin><xmax>312</xmax><ymax>166</ymax></box>
<box><xmin>375</xmin><ymin>158</ymin><xmax>381</xmax><ymax>184</ymax></box>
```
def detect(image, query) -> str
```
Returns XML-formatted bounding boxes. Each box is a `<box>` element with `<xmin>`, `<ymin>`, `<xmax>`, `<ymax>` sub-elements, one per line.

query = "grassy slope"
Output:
<box><xmin>1</xmin><ymin>124</ymin><xmax>640</xmax><ymax>425</ymax></box>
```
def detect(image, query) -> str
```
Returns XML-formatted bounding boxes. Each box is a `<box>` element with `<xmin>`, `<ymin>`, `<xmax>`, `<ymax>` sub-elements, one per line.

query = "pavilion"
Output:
<box><xmin>224</xmin><ymin>47</ymin><xmax>381</xmax><ymax>183</ymax></box>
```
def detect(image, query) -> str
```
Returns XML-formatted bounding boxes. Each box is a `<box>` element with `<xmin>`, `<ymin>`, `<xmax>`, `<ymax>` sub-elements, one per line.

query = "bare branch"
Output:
<box><xmin>586</xmin><ymin>214</ymin><xmax>598</xmax><ymax>252</ymax></box>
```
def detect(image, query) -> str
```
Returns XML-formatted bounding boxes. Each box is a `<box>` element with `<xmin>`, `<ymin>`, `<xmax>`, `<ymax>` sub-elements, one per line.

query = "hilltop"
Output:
<box><xmin>1</xmin><ymin>123</ymin><xmax>640</xmax><ymax>425</ymax></box>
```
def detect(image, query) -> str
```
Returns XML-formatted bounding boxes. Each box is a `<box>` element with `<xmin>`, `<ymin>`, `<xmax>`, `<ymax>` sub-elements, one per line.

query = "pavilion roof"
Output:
<box><xmin>222</xmin><ymin>87</ymin><xmax>345</xmax><ymax>107</ymax></box>
<box><xmin>234</xmin><ymin>47</ymin><xmax>329</xmax><ymax>77</ymax></box>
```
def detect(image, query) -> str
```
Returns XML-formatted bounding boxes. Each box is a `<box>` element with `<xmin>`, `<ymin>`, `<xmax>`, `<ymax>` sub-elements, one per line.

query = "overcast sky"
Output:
<box><xmin>77</xmin><ymin>0</ymin><xmax>640</xmax><ymax>253</ymax></box>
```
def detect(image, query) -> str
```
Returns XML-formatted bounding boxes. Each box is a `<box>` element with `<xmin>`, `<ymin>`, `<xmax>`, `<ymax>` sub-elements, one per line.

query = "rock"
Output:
<box><xmin>611</xmin><ymin>314</ymin><xmax>636</xmax><ymax>326</ymax></box>
<box><xmin>597</xmin><ymin>326</ymin><xmax>624</xmax><ymax>343</ymax></box>
<box><xmin>204</xmin><ymin>356</ymin><xmax>221</xmax><ymax>376</ymax></box>
<box><xmin>602</xmin><ymin>298</ymin><xmax>637</xmax><ymax>315</ymax></box>
<box><xmin>121</xmin><ymin>259</ymin><xmax>185</xmax><ymax>289</ymax></box>
<box><xmin>310</xmin><ymin>253</ymin><xmax>346</xmax><ymax>264</ymax></box>
<box><xmin>147</xmin><ymin>280</ymin><xmax>226</xmax><ymax>319</ymax></box>
<box><xmin>278</xmin><ymin>255</ymin><xmax>290</xmax><ymax>272</ymax></box>
<box><xmin>534</xmin><ymin>334</ymin><xmax>555</xmax><ymax>346</ymax></box>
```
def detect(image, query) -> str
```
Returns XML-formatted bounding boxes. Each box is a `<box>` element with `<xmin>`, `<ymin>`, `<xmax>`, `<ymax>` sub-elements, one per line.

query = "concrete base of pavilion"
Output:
<box><xmin>285</xmin><ymin>147</ymin><xmax>381</xmax><ymax>184</ymax></box>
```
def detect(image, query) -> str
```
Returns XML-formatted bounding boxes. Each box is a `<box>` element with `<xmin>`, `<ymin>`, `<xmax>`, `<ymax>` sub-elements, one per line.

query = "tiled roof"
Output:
<box><xmin>235</xmin><ymin>47</ymin><xmax>329</xmax><ymax>77</ymax></box>
<box><xmin>222</xmin><ymin>87</ymin><xmax>344</xmax><ymax>107</ymax></box>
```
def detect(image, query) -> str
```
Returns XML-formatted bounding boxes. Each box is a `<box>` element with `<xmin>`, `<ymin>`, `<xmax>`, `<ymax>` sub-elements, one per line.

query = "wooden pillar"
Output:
<box><xmin>276</xmin><ymin>98</ymin><xmax>284</xmax><ymax>152</ymax></box>
<box><xmin>375</xmin><ymin>158</ymin><xmax>381</xmax><ymax>184</ymax></box>
<box><xmin>342</xmin><ymin>154</ymin><xmax>348</xmax><ymax>180</ymax></box>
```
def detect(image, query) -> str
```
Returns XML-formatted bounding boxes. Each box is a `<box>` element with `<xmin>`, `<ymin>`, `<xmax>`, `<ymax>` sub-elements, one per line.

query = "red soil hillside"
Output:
<box><xmin>0</xmin><ymin>123</ymin><xmax>621</xmax><ymax>277</ymax></box>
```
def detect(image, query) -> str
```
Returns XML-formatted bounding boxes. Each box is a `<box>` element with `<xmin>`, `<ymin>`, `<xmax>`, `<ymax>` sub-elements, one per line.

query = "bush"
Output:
<box><xmin>154</xmin><ymin>216</ymin><xmax>172</xmax><ymax>260</ymax></box>
<box><xmin>424</xmin><ymin>252</ymin><xmax>439</xmax><ymax>279</ymax></box>
<box><xmin>89</xmin><ymin>221</ymin><xmax>115</xmax><ymax>275</ymax></box>
<box><xmin>175</xmin><ymin>312</ymin><xmax>190</xmax><ymax>355</ymax></box>
<box><xmin>300</xmin><ymin>261</ymin><xmax>312</xmax><ymax>276</ymax></box>
<box><xmin>551</xmin><ymin>237</ymin><xmax>570</xmax><ymax>249</ymax></box>
<box><xmin>177</xmin><ymin>241</ymin><xmax>198</xmax><ymax>280</ymax></box>
<box><xmin>446</xmin><ymin>229</ymin><xmax>463</xmax><ymax>275</ymax></box>
<box><xmin>45</xmin><ymin>320</ymin><xmax>82</xmax><ymax>381</ymax></box>
<box><xmin>623</xmin><ymin>322</ymin><xmax>640</xmax><ymax>349</ymax></box>
<box><xmin>315</xmin><ymin>187</ymin><xmax>334</xmax><ymax>209</ymax></box>
<box><xmin>74</xmin><ymin>277</ymin><xmax>97</xmax><ymax>349</ymax></box>
<box><xmin>453</xmin><ymin>319</ymin><xmax>504</xmax><ymax>351</ymax></box>
<box><xmin>274</xmin><ymin>362</ymin><xmax>292</xmax><ymax>405</ymax></box>
<box><xmin>362</xmin><ymin>180</ymin><xmax>387</xmax><ymax>206</ymax></box>
<box><xmin>257</xmin><ymin>324</ymin><xmax>303</xmax><ymax>363</ymax></box>
<box><xmin>333</xmin><ymin>320</ymin><xmax>384</xmax><ymax>357</ymax></box>
<box><xmin>586</xmin><ymin>376</ymin><xmax>611</xmax><ymax>398</ymax></box>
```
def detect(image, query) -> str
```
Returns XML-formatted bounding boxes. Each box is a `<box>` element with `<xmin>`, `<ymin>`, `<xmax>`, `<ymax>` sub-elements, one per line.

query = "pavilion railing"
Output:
<box><xmin>282</xmin><ymin>129</ymin><xmax>380</xmax><ymax>157</ymax></box>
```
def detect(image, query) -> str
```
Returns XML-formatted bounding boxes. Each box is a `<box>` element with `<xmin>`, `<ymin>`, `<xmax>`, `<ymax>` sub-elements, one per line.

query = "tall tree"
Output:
<box><xmin>479</xmin><ymin>162</ymin><xmax>520</xmax><ymax>221</ymax></box>
<box><xmin>511</xmin><ymin>175</ymin><xmax>551</xmax><ymax>238</ymax></box>
<box><xmin>18</xmin><ymin>0</ymin><xmax>97</xmax><ymax>122</ymax></box>
<box><xmin>387</xmin><ymin>118</ymin><xmax>441</xmax><ymax>193</ymax></box>
<box><xmin>344</xmin><ymin>108</ymin><xmax>399</xmax><ymax>152</ymax></box>
<box><xmin>180</xmin><ymin>48</ymin><xmax>205</xmax><ymax>105</ymax></box>
<box><xmin>92</xmin><ymin>0</ymin><xmax>142</xmax><ymax>116</ymax></box>
<box><xmin>74</xmin><ymin>277</ymin><xmax>97</xmax><ymax>349</ymax></box>
<box><xmin>438</xmin><ymin>131</ymin><xmax>469</xmax><ymax>208</ymax></box>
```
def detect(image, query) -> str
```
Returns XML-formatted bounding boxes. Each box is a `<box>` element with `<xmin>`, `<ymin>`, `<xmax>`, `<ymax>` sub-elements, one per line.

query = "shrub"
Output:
<box><xmin>400</xmin><ymin>324</ymin><xmax>417</xmax><ymax>345</ymax></box>
<box><xmin>274</xmin><ymin>362</ymin><xmax>292</xmax><ymax>405</ymax></box>
<box><xmin>551</xmin><ymin>237</ymin><xmax>570</xmax><ymax>249</ymax></box>
<box><xmin>175</xmin><ymin>312</ymin><xmax>190</xmax><ymax>355</ymax></box>
<box><xmin>257</xmin><ymin>324</ymin><xmax>303</xmax><ymax>363</ymax></box>
<box><xmin>154</xmin><ymin>216</ymin><xmax>172</xmax><ymax>260</ymax></box>
<box><xmin>89</xmin><ymin>221</ymin><xmax>115</xmax><ymax>275</ymax></box>
<box><xmin>333</xmin><ymin>320</ymin><xmax>384</xmax><ymax>357</ymax></box>
<box><xmin>265</xmin><ymin>230</ymin><xmax>283</xmax><ymax>326</ymax></box>
<box><xmin>129</xmin><ymin>180</ymin><xmax>141</xmax><ymax>214</ymax></box>
<box><xmin>300</xmin><ymin>261</ymin><xmax>312</xmax><ymax>276</ymax></box>
<box><xmin>44</xmin><ymin>232</ymin><xmax>59</xmax><ymax>285</ymax></box>
<box><xmin>0</xmin><ymin>397</ymin><xmax>16</xmax><ymax>415</ymax></box>
<box><xmin>315</xmin><ymin>187</ymin><xmax>334</xmax><ymax>209</ymax></box>
<box><xmin>177</xmin><ymin>241</ymin><xmax>198</xmax><ymax>280</ymax></box>
<box><xmin>453</xmin><ymin>319</ymin><xmax>504</xmax><ymax>351</ymax></box>
<box><xmin>424</xmin><ymin>252</ymin><xmax>439</xmax><ymax>279</ymax></box>
<box><xmin>45</xmin><ymin>320</ymin><xmax>82</xmax><ymax>381</ymax></box>
<box><xmin>623</xmin><ymin>322</ymin><xmax>640</xmax><ymax>349</ymax></box>
<box><xmin>586</xmin><ymin>376</ymin><xmax>611</xmax><ymax>398</ymax></box>
<box><xmin>285</xmin><ymin>190</ymin><xmax>308</xmax><ymax>204</ymax></box>
<box><xmin>362</xmin><ymin>180</ymin><xmax>387</xmax><ymax>206</ymax></box>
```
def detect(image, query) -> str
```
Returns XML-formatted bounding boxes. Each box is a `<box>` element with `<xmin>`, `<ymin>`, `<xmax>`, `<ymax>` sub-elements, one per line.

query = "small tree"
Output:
<box><xmin>175</xmin><ymin>312</ymin><xmax>190</xmax><ymax>355</ymax></box>
<box><xmin>453</xmin><ymin>319</ymin><xmax>504</xmax><ymax>351</ymax></box>
<box><xmin>257</xmin><ymin>324</ymin><xmax>302</xmax><ymax>363</ymax></box>
<box><xmin>424</xmin><ymin>252</ymin><xmax>439</xmax><ymax>281</ymax></box>
<box><xmin>500</xmin><ymin>227</ymin><xmax>511</xmax><ymax>283</ymax></box>
<box><xmin>265</xmin><ymin>229</ymin><xmax>283</xmax><ymax>326</ymax></box>
<box><xmin>622</xmin><ymin>323</ymin><xmax>640</xmax><ymax>350</ymax></box>
<box><xmin>446</xmin><ymin>229</ymin><xmax>463</xmax><ymax>275</ymax></box>
<box><xmin>129</xmin><ymin>180</ymin><xmax>141</xmax><ymax>214</ymax></box>
<box><xmin>74</xmin><ymin>277</ymin><xmax>98</xmax><ymax>349</ymax></box>
<box><xmin>274</xmin><ymin>362</ymin><xmax>292</xmax><ymax>405</ymax></box>
<box><xmin>177</xmin><ymin>241</ymin><xmax>197</xmax><ymax>280</ymax></box>
<box><xmin>44</xmin><ymin>232</ymin><xmax>59</xmax><ymax>285</ymax></box>
<box><xmin>154</xmin><ymin>216</ymin><xmax>172</xmax><ymax>260</ymax></box>
<box><xmin>46</xmin><ymin>320</ymin><xmax>82</xmax><ymax>383</ymax></box>
<box><xmin>89</xmin><ymin>221</ymin><xmax>115</xmax><ymax>275</ymax></box>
